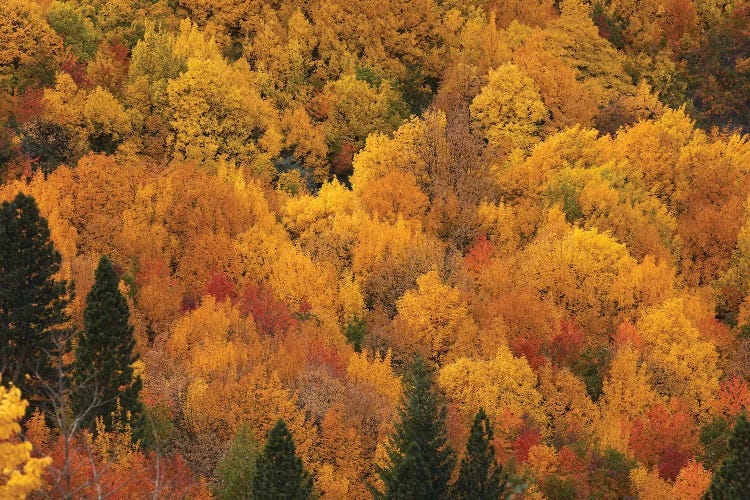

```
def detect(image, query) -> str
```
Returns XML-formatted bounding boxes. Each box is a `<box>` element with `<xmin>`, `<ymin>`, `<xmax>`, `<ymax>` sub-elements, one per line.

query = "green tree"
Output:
<box><xmin>0</xmin><ymin>193</ymin><xmax>73</xmax><ymax>413</ymax></box>
<box><xmin>72</xmin><ymin>255</ymin><xmax>143</xmax><ymax>436</ymax></box>
<box><xmin>374</xmin><ymin>355</ymin><xmax>456</xmax><ymax>499</ymax></box>
<box><xmin>452</xmin><ymin>408</ymin><xmax>507</xmax><ymax>500</ymax></box>
<box><xmin>215</xmin><ymin>425</ymin><xmax>260</xmax><ymax>500</ymax></box>
<box><xmin>704</xmin><ymin>413</ymin><xmax>750</xmax><ymax>499</ymax></box>
<box><xmin>386</xmin><ymin>442</ymin><xmax>434</xmax><ymax>499</ymax></box>
<box><xmin>253</xmin><ymin>419</ymin><xmax>314</xmax><ymax>500</ymax></box>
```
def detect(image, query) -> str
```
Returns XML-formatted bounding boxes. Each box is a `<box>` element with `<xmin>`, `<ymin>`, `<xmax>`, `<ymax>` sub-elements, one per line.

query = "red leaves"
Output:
<box><xmin>239</xmin><ymin>283</ymin><xmax>298</xmax><ymax>337</ymax></box>
<box><xmin>550</xmin><ymin>319</ymin><xmax>585</xmax><ymax>366</ymax></box>
<box><xmin>513</xmin><ymin>427</ymin><xmax>542</xmax><ymax>464</ymax></box>
<box><xmin>203</xmin><ymin>271</ymin><xmax>237</xmax><ymax>303</ymax></box>
<box><xmin>629</xmin><ymin>403</ymin><xmax>698</xmax><ymax>481</ymax></box>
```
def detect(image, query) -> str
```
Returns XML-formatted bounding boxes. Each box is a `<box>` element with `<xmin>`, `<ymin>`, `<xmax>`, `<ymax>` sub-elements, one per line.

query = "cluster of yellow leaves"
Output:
<box><xmin>636</xmin><ymin>299</ymin><xmax>720</xmax><ymax>419</ymax></box>
<box><xmin>346</xmin><ymin>349</ymin><xmax>402</xmax><ymax>405</ymax></box>
<box><xmin>469</xmin><ymin>63</ymin><xmax>547</xmax><ymax>153</ymax></box>
<box><xmin>0</xmin><ymin>382</ymin><xmax>51</xmax><ymax>499</ymax></box>
<box><xmin>438</xmin><ymin>345</ymin><xmax>547</xmax><ymax>428</ymax></box>
<box><xmin>395</xmin><ymin>271</ymin><xmax>478</xmax><ymax>361</ymax></box>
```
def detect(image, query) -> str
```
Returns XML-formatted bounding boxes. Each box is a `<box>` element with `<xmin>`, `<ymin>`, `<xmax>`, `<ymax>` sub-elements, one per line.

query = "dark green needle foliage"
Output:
<box><xmin>0</xmin><ymin>192</ymin><xmax>73</xmax><ymax>413</ymax></box>
<box><xmin>253</xmin><ymin>419</ymin><xmax>314</xmax><ymax>500</ymax></box>
<box><xmin>386</xmin><ymin>442</ymin><xmax>434</xmax><ymax>499</ymax></box>
<box><xmin>374</xmin><ymin>355</ymin><xmax>456</xmax><ymax>499</ymax></box>
<box><xmin>72</xmin><ymin>255</ymin><xmax>143</xmax><ymax>437</ymax></box>
<box><xmin>453</xmin><ymin>407</ymin><xmax>507</xmax><ymax>500</ymax></box>
<box><xmin>704</xmin><ymin>412</ymin><xmax>750</xmax><ymax>500</ymax></box>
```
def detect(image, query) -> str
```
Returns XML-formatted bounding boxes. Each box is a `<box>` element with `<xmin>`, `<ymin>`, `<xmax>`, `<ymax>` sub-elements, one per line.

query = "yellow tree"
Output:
<box><xmin>352</xmin><ymin>216</ymin><xmax>443</xmax><ymax>315</ymax></box>
<box><xmin>469</xmin><ymin>63</ymin><xmax>547</xmax><ymax>154</ymax></box>
<box><xmin>165</xmin><ymin>22</ymin><xmax>282</xmax><ymax>173</ymax></box>
<box><xmin>438</xmin><ymin>345</ymin><xmax>547</xmax><ymax>430</ymax></box>
<box><xmin>520</xmin><ymin>226</ymin><xmax>639</xmax><ymax>339</ymax></box>
<box><xmin>636</xmin><ymin>299</ymin><xmax>720</xmax><ymax>418</ymax></box>
<box><xmin>395</xmin><ymin>270</ymin><xmax>478</xmax><ymax>362</ymax></box>
<box><xmin>0</xmin><ymin>0</ymin><xmax>62</xmax><ymax>94</ymax></box>
<box><xmin>0</xmin><ymin>381</ymin><xmax>51</xmax><ymax>499</ymax></box>
<box><xmin>595</xmin><ymin>344</ymin><xmax>661</xmax><ymax>454</ymax></box>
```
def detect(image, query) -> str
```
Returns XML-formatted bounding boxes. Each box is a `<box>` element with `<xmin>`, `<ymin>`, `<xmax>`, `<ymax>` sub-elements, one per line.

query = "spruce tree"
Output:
<box><xmin>253</xmin><ymin>419</ymin><xmax>314</xmax><ymax>500</ymax></box>
<box><xmin>386</xmin><ymin>442</ymin><xmax>434</xmax><ymax>499</ymax></box>
<box><xmin>374</xmin><ymin>355</ymin><xmax>456</xmax><ymax>499</ymax></box>
<box><xmin>72</xmin><ymin>255</ymin><xmax>143</xmax><ymax>436</ymax></box>
<box><xmin>704</xmin><ymin>412</ymin><xmax>750</xmax><ymax>499</ymax></box>
<box><xmin>0</xmin><ymin>193</ymin><xmax>73</xmax><ymax>412</ymax></box>
<box><xmin>452</xmin><ymin>407</ymin><xmax>507</xmax><ymax>499</ymax></box>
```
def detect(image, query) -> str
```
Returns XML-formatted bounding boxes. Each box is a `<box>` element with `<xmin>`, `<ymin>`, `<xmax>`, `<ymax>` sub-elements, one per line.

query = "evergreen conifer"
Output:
<box><xmin>704</xmin><ymin>412</ymin><xmax>750</xmax><ymax>499</ymax></box>
<box><xmin>374</xmin><ymin>355</ymin><xmax>456</xmax><ymax>499</ymax></box>
<box><xmin>0</xmin><ymin>193</ymin><xmax>73</xmax><ymax>413</ymax></box>
<box><xmin>253</xmin><ymin>419</ymin><xmax>314</xmax><ymax>500</ymax></box>
<box><xmin>72</xmin><ymin>255</ymin><xmax>143</xmax><ymax>436</ymax></box>
<box><xmin>453</xmin><ymin>407</ymin><xmax>507</xmax><ymax>499</ymax></box>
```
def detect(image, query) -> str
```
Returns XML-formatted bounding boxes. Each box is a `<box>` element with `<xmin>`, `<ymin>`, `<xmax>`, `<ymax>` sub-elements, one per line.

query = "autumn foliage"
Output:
<box><xmin>1</xmin><ymin>0</ymin><xmax>750</xmax><ymax>497</ymax></box>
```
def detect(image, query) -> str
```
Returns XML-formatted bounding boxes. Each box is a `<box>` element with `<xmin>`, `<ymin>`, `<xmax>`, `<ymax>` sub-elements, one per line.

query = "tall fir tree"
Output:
<box><xmin>0</xmin><ymin>192</ymin><xmax>73</xmax><ymax>413</ymax></box>
<box><xmin>374</xmin><ymin>355</ymin><xmax>456</xmax><ymax>499</ymax></box>
<box><xmin>386</xmin><ymin>442</ymin><xmax>434</xmax><ymax>499</ymax></box>
<box><xmin>72</xmin><ymin>255</ymin><xmax>143</xmax><ymax>437</ymax></box>
<box><xmin>253</xmin><ymin>419</ymin><xmax>314</xmax><ymax>500</ymax></box>
<box><xmin>452</xmin><ymin>407</ymin><xmax>507</xmax><ymax>499</ymax></box>
<box><xmin>704</xmin><ymin>412</ymin><xmax>750</xmax><ymax>499</ymax></box>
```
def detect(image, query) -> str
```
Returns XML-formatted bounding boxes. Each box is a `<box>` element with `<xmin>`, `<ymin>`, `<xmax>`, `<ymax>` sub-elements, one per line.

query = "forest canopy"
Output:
<box><xmin>1</xmin><ymin>0</ymin><xmax>750</xmax><ymax>498</ymax></box>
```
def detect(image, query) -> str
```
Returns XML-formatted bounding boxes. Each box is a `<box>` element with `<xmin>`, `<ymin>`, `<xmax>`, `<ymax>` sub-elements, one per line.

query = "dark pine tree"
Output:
<box><xmin>253</xmin><ymin>419</ymin><xmax>314</xmax><ymax>500</ymax></box>
<box><xmin>386</xmin><ymin>442</ymin><xmax>434</xmax><ymax>499</ymax></box>
<box><xmin>704</xmin><ymin>412</ymin><xmax>750</xmax><ymax>500</ymax></box>
<box><xmin>0</xmin><ymin>192</ymin><xmax>73</xmax><ymax>413</ymax></box>
<box><xmin>72</xmin><ymin>255</ymin><xmax>143</xmax><ymax>437</ymax></box>
<box><xmin>374</xmin><ymin>355</ymin><xmax>456</xmax><ymax>499</ymax></box>
<box><xmin>452</xmin><ymin>407</ymin><xmax>507</xmax><ymax>500</ymax></box>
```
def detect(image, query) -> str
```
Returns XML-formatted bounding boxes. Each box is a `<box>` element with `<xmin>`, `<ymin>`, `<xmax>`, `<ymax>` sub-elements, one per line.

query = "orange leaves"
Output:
<box><xmin>716</xmin><ymin>377</ymin><xmax>750</xmax><ymax>418</ymax></box>
<box><xmin>672</xmin><ymin>460</ymin><xmax>712</xmax><ymax>500</ymax></box>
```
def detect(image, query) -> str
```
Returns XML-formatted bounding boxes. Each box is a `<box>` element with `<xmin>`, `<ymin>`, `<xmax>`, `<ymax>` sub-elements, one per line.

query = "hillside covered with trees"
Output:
<box><xmin>2</xmin><ymin>0</ymin><xmax>750</xmax><ymax>498</ymax></box>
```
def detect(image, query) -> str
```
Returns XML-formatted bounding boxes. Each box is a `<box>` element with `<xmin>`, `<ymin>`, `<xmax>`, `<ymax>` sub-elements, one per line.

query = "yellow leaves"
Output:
<box><xmin>82</xmin><ymin>87</ymin><xmax>132</xmax><ymax>144</ymax></box>
<box><xmin>595</xmin><ymin>345</ymin><xmax>660</xmax><ymax>453</ymax></box>
<box><xmin>521</xmin><ymin>226</ymin><xmax>638</xmax><ymax>337</ymax></box>
<box><xmin>476</xmin><ymin>202</ymin><xmax>519</xmax><ymax>256</ymax></box>
<box><xmin>0</xmin><ymin>382</ymin><xmax>51</xmax><ymax>499</ymax></box>
<box><xmin>338</xmin><ymin>272</ymin><xmax>365</xmax><ymax>326</ymax></box>
<box><xmin>630</xmin><ymin>466</ymin><xmax>673</xmax><ymax>500</ymax></box>
<box><xmin>317</xmin><ymin>74</ymin><xmax>406</xmax><ymax>161</ymax></box>
<box><xmin>346</xmin><ymin>349</ymin><xmax>402</xmax><ymax>404</ymax></box>
<box><xmin>166</xmin><ymin>45</ymin><xmax>281</xmax><ymax>171</ymax></box>
<box><xmin>352</xmin><ymin>215</ymin><xmax>443</xmax><ymax>312</ymax></box>
<box><xmin>167</xmin><ymin>296</ymin><xmax>260</xmax><ymax>382</ymax></box>
<box><xmin>0</xmin><ymin>0</ymin><xmax>62</xmax><ymax>94</ymax></box>
<box><xmin>600</xmin><ymin>345</ymin><xmax>660</xmax><ymax>421</ymax></box>
<box><xmin>395</xmin><ymin>271</ymin><xmax>478</xmax><ymax>361</ymax></box>
<box><xmin>350</xmin><ymin>116</ymin><xmax>428</xmax><ymax>196</ymax></box>
<box><xmin>470</xmin><ymin>63</ymin><xmax>547</xmax><ymax>153</ymax></box>
<box><xmin>636</xmin><ymin>299</ymin><xmax>720</xmax><ymax>418</ymax></box>
<box><xmin>526</xmin><ymin>444</ymin><xmax>559</xmax><ymax>480</ymax></box>
<box><xmin>538</xmin><ymin>365</ymin><xmax>598</xmax><ymax>440</ymax></box>
<box><xmin>438</xmin><ymin>345</ymin><xmax>547</xmax><ymax>429</ymax></box>
<box><xmin>359</xmin><ymin>170</ymin><xmax>429</xmax><ymax>223</ymax></box>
